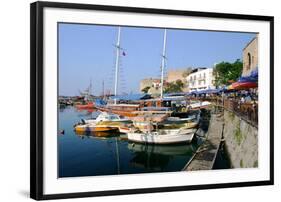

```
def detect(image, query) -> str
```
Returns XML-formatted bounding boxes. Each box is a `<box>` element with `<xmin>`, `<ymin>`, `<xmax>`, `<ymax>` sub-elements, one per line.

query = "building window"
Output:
<box><xmin>247</xmin><ymin>52</ymin><xmax>251</xmax><ymax>70</ymax></box>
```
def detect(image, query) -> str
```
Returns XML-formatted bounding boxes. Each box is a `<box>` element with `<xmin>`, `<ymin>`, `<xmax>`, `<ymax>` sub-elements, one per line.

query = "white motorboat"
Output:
<box><xmin>187</xmin><ymin>101</ymin><xmax>211</xmax><ymax>110</ymax></box>
<box><xmin>74</xmin><ymin>112</ymin><xmax>132</xmax><ymax>133</ymax></box>
<box><xmin>78</xmin><ymin>112</ymin><xmax>131</xmax><ymax>125</ymax></box>
<box><xmin>127</xmin><ymin>128</ymin><xmax>197</xmax><ymax>144</ymax></box>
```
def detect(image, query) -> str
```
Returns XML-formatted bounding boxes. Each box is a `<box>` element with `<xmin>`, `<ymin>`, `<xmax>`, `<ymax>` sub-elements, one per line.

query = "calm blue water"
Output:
<box><xmin>58</xmin><ymin>107</ymin><xmax>199</xmax><ymax>177</ymax></box>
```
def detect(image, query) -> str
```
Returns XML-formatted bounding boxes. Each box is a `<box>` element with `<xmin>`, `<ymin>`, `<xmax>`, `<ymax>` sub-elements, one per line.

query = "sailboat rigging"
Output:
<box><xmin>160</xmin><ymin>29</ymin><xmax>167</xmax><ymax>99</ymax></box>
<box><xmin>114</xmin><ymin>26</ymin><xmax>121</xmax><ymax>104</ymax></box>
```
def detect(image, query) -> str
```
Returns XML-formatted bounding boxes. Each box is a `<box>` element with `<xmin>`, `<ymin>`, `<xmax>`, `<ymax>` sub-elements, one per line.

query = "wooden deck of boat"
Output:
<box><xmin>183</xmin><ymin>113</ymin><xmax>224</xmax><ymax>171</ymax></box>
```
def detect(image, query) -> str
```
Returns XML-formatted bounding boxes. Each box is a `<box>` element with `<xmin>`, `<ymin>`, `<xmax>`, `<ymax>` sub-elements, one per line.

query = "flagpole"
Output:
<box><xmin>114</xmin><ymin>27</ymin><xmax>121</xmax><ymax>104</ymax></box>
<box><xmin>160</xmin><ymin>29</ymin><xmax>167</xmax><ymax>99</ymax></box>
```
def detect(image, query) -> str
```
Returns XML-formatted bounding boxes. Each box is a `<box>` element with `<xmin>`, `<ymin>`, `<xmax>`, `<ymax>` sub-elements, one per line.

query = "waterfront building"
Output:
<box><xmin>167</xmin><ymin>68</ymin><xmax>191</xmax><ymax>92</ymax></box>
<box><xmin>186</xmin><ymin>67</ymin><xmax>215</xmax><ymax>92</ymax></box>
<box><xmin>242</xmin><ymin>35</ymin><xmax>258</xmax><ymax>76</ymax></box>
<box><xmin>139</xmin><ymin>78</ymin><xmax>164</xmax><ymax>95</ymax></box>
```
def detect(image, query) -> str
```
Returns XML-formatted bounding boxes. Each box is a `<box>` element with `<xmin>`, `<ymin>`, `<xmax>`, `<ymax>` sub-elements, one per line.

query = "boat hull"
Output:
<box><xmin>74</xmin><ymin>124</ymin><xmax>118</xmax><ymax>132</ymax></box>
<box><xmin>127</xmin><ymin>129</ymin><xmax>196</xmax><ymax>144</ymax></box>
<box><xmin>95</xmin><ymin>106</ymin><xmax>138</xmax><ymax>117</ymax></box>
<box><xmin>75</xmin><ymin>130</ymin><xmax>116</xmax><ymax>137</ymax></box>
<box><xmin>75</xmin><ymin>102</ymin><xmax>94</xmax><ymax>110</ymax></box>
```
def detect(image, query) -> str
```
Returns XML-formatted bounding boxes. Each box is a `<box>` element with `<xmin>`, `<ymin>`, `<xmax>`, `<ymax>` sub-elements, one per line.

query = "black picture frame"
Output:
<box><xmin>30</xmin><ymin>1</ymin><xmax>274</xmax><ymax>200</ymax></box>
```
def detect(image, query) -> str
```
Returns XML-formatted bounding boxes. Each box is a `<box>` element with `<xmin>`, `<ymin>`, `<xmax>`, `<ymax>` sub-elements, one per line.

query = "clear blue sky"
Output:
<box><xmin>58</xmin><ymin>23</ymin><xmax>256</xmax><ymax>96</ymax></box>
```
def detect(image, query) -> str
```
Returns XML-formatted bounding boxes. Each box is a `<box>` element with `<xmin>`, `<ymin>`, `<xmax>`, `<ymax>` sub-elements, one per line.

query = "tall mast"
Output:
<box><xmin>160</xmin><ymin>29</ymin><xmax>167</xmax><ymax>99</ymax></box>
<box><xmin>114</xmin><ymin>26</ymin><xmax>121</xmax><ymax>104</ymax></box>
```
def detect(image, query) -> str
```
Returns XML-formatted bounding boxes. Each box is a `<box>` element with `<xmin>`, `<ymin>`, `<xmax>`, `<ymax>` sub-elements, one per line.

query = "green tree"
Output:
<box><xmin>141</xmin><ymin>86</ymin><xmax>151</xmax><ymax>93</ymax></box>
<box><xmin>213</xmin><ymin>59</ymin><xmax>243</xmax><ymax>87</ymax></box>
<box><xmin>164</xmin><ymin>79</ymin><xmax>184</xmax><ymax>93</ymax></box>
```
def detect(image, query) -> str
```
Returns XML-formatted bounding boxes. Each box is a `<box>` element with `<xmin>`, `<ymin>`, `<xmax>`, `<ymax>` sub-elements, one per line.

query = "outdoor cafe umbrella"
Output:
<box><xmin>228</xmin><ymin>81</ymin><xmax>258</xmax><ymax>90</ymax></box>
<box><xmin>227</xmin><ymin>68</ymin><xmax>258</xmax><ymax>90</ymax></box>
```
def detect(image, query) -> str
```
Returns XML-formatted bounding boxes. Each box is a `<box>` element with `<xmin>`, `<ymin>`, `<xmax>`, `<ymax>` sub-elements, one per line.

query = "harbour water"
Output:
<box><xmin>58</xmin><ymin>107</ymin><xmax>200</xmax><ymax>177</ymax></box>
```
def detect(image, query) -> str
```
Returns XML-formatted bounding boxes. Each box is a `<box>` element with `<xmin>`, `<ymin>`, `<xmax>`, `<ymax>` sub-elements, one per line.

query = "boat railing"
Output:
<box><xmin>140</xmin><ymin>107</ymin><xmax>171</xmax><ymax>111</ymax></box>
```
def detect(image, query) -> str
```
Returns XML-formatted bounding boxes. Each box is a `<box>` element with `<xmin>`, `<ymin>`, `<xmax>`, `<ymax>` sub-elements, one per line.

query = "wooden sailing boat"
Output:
<box><xmin>95</xmin><ymin>26</ymin><xmax>142</xmax><ymax>117</ymax></box>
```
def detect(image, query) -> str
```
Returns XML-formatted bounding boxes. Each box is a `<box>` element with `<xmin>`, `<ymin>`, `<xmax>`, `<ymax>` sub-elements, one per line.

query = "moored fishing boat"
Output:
<box><xmin>127</xmin><ymin>109</ymin><xmax>199</xmax><ymax>144</ymax></box>
<box><xmin>158</xmin><ymin>121</ymin><xmax>198</xmax><ymax>130</ymax></box>
<box><xmin>159</xmin><ymin>110</ymin><xmax>200</xmax><ymax>129</ymax></box>
<box><xmin>80</xmin><ymin>112</ymin><xmax>131</xmax><ymax>124</ymax></box>
<box><xmin>187</xmin><ymin>101</ymin><xmax>211</xmax><ymax>110</ymax></box>
<box><xmin>95</xmin><ymin>104</ymin><xmax>140</xmax><ymax>117</ymax></box>
<box><xmin>94</xmin><ymin>121</ymin><xmax>133</xmax><ymax>133</ymax></box>
<box><xmin>130</xmin><ymin>114</ymin><xmax>169</xmax><ymax>132</ymax></box>
<box><xmin>127</xmin><ymin>128</ymin><xmax>197</xmax><ymax>144</ymax></box>
<box><xmin>74</xmin><ymin>112</ymin><xmax>132</xmax><ymax>133</ymax></box>
<box><xmin>95</xmin><ymin>102</ymin><xmax>173</xmax><ymax>118</ymax></box>
<box><xmin>75</xmin><ymin>102</ymin><xmax>94</xmax><ymax>110</ymax></box>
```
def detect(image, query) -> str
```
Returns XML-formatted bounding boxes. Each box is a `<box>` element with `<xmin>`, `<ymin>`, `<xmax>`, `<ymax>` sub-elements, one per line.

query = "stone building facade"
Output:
<box><xmin>167</xmin><ymin>69</ymin><xmax>185</xmax><ymax>83</ymax></box>
<box><xmin>167</xmin><ymin>69</ymin><xmax>191</xmax><ymax>92</ymax></box>
<box><xmin>139</xmin><ymin>78</ymin><xmax>162</xmax><ymax>95</ymax></box>
<box><xmin>242</xmin><ymin>35</ymin><xmax>258</xmax><ymax>76</ymax></box>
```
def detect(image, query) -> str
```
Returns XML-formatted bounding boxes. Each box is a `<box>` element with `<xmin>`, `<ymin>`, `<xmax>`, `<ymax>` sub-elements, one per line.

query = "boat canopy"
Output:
<box><xmin>95</xmin><ymin>99</ymin><xmax>107</xmax><ymax>106</ymax></box>
<box><xmin>110</xmin><ymin>93</ymin><xmax>151</xmax><ymax>101</ymax></box>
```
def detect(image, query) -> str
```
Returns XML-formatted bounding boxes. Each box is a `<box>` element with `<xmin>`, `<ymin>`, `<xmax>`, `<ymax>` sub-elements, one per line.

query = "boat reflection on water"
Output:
<box><xmin>128</xmin><ymin>143</ymin><xmax>197</xmax><ymax>156</ymax></box>
<box><xmin>59</xmin><ymin>107</ymin><xmax>200</xmax><ymax>177</ymax></box>
<box><xmin>128</xmin><ymin>143</ymin><xmax>197</xmax><ymax>171</ymax></box>
<box><xmin>75</xmin><ymin>130</ymin><xmax>120</xmax><ymax>138</ymax></box>
<box><xmin>75</xmin><ymin>130</ymin><xmax>122</xmax><ymax>174</ymax></box>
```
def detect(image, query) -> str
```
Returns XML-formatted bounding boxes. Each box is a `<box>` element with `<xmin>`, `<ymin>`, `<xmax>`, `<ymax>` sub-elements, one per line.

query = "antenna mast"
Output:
<box><xmin>160</xmin><ymin>29</ymin><xmax>167</xmax><ymax>99</ymax></box>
